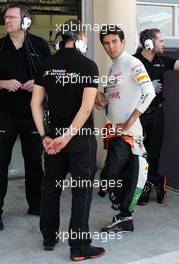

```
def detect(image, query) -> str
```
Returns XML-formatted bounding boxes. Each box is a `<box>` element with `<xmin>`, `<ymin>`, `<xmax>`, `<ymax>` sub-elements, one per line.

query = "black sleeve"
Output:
<box><xmin>160</xmin><ymin>55</ymin><xmax>176</xmax><ymax>71</ymax></box>
<box><xmin>83</xmin><ymin>60</ymin><xmax>99</xmax><ymax>89</ymax></box>
<box><xmin>34</xmin><ymin>66</ymin><xmax>46</xmax><ymax>87</ymax></box>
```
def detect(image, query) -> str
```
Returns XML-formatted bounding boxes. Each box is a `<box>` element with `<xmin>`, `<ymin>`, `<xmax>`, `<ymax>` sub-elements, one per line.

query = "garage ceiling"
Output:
<box><xmin>0</xmin><ymin>0</ymin><xmax>81</xmax><ymax>16</ymax></box>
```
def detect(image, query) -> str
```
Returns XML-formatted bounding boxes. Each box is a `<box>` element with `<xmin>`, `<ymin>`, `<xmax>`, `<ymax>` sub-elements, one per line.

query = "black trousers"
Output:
<box><xmin>103</xmin><ymin>137</ymin><xmax>139</xmax><ymax>216</ymax></box>
<box><xmin>40</xmin><ymin>132</ymin><xmax>97</xmax><ymax>248</ymax></box>
<box><xmin>0</xmin><ymin>112</ymin><xmax>44</xmax><ymax>215</ymax></box>
<box><xmin>140</xmin><ymin>108</ymin><xmax>164</xmax><ymax>184</ymax></box>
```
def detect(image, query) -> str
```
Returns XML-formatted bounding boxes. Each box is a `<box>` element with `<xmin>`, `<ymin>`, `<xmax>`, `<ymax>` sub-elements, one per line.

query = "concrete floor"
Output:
<box><xmin>0</xmin><ymin>172</ymin><xmax>179</xmax><ymax>264</ymax></box>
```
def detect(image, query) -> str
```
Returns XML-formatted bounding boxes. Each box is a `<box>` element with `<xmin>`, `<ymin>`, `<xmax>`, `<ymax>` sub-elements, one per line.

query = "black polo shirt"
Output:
<box><xmin>35</xmin><ymin>47</ymin><xmax>99</xmax><ymax>129</ymax></box>
<box><xmin>134</xmin><ymin>51</ymin><xmax>176</xmax><ymax>107</ymax></box>
<box><xmin>0</xmin><ymin>33</ymin><xmax>50</xmax><ymax>116</ymax></box>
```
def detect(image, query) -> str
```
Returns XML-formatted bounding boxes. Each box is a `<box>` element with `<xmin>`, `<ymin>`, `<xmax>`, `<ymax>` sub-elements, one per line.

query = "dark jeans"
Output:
<box><xmin>140</xmin><ymin>108</ymin><xmax>164</xmax><ymax>184</ymax></box>
<box><xmin>40</xmin><ymin>133</ymin><xmax>97</xmax><ymax>248</ymax></box>
<box><xmin>0</xmin><ymin>112</ymin><xmax>44</xmax><ymax>215</ymax></box>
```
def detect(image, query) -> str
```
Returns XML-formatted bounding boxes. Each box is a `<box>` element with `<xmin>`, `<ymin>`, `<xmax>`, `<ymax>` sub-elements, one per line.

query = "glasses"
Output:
<box><xmin>4</xmin><ymin>16</ymin><xmax>21</xmax><ymax>20</ymax></box>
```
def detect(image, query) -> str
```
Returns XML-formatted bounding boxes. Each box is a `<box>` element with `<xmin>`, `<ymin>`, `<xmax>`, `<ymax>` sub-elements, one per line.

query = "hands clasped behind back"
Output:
<box><xmin>42</xmin><ymin>136</ymin><xmax>70</xmax><ymax>155</ymax></box>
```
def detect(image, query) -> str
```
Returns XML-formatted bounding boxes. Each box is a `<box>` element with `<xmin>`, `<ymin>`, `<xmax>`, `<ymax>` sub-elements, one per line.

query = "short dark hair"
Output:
<box><xmin>3</xmin><ymin>3</ymin><xmax>31</xmax><ymax>18</ymax></box>
<box><xmin>99</xmin><ymin>25</ymin><xmax>125</xmax><ymax>44</ymax></box>
<box><xmin>140</xmin><ymin>28</ymin><xmax>161</xmax><ymax>48</ymax></box>
<box><xmin>59</xmin><ymin>19</ymin><xmax>83</xmax><ymax>43</ymax></box>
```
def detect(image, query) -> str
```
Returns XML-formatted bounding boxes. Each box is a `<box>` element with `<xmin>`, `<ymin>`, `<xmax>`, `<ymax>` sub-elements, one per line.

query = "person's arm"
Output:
<box><xmin>51</xmin><ymin>87</ymin><xmax>97</xmax><ymax>153</ymax></box>
<box><xmin>174</xmin><ymin>60</ymin><xmax>179</xmax><ymax>70</ymax></box>
<box><xmin>95</xmin><ymin>91</ymin><xmax>105</xmax><ymax>110</ymax></box>
<box><xmin>134</xmin><ymin>64</ymin><xmax>156</xmax><ymax>114</ymax></box>
<box><xmin>116</xmin><ymin>58</ymin><xmax>156</xmax><ymax>133</ymax></box>
<box><xmin>116</xmin><ymin>109</ymin><xmax>142</xmax><ymax>134</ymax></box>
<box><xmin>30</xmin><ymin>84</ymin><xmax>45</xmax><ymax>136</ymax></box>
<box><xmin>30</xmin><ymin>84</ymin><xmax>54</xmax><ymax>153</ymax></box>
<box><xmin>0</xmin><ymin>79</ymin><xmax>22</xmax><ymax>91</ymax></box>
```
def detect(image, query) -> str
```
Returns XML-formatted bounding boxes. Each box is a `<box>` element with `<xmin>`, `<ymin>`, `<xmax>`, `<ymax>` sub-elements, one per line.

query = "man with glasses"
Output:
<box><xmin>0</xmin><ymin>3</ymin><xmax>50</xmax><ymax>230</ymax></box>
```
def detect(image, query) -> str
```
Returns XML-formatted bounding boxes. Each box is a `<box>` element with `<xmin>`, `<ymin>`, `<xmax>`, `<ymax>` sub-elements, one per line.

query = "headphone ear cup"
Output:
<box><xmin>144</xmin><ymin>38</ymin><xmax>154</xmax><ymax>50</ymax></box>
<box><xmin>55</xmin><ymin>41</ymin><xmax>65</xmax><ymax>51</ymax></box>
<box><xmin>21</xmin><ymin>17</ymin><xmax>31</xmax><ymax>30</ymax></box>
<box><xmin>75</xmin><ymin>40</ymin><xmax>87</xmax><ymax>54</ymax></box>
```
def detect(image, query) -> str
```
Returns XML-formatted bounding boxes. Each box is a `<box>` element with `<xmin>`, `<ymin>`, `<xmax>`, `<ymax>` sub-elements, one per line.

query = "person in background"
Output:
<box><xmin>134</xmin><ymin>28</ymin><xmax>179</xmax><ymax>205</ymax></box>
<box><xmin>0</xmin><ymin>3</ymin><xmax>51</xmax><ymax>231</ymax></box>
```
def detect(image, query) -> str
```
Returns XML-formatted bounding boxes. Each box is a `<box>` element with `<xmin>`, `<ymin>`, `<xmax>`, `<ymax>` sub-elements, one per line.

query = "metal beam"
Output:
<box><xmin>32</xmin><ymin>9</ymin><xmax>78</xmax><ymax>15</ymax></box>
<box><xmin>0</xmin><ymin>3</ymin><xmax>79</xmax><ymax>8</ymax></box>
<box><xmin>0</xmin><ymin>0</ymin><xmax>80</xmax><ymax>7</ymax></box>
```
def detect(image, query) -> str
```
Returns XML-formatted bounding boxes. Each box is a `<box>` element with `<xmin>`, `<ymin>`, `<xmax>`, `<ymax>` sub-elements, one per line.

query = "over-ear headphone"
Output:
<box><xmin>75</xmin><ymin>39</ymin><xmax>87</xmax><ymax>54</ymax></box>
<box><xmin>55</xmin><ymin>20</ymin><xmax>87</xmax><ymax>54</ymax></box>
<box><xmin>54</xmin><ymin>31</ymin><xmax>65</xmax><ymax>51</ymax></box>
<box><xmin>144</xmin><ymin>38</ymin><xmax>154</xmax><ymax>50</ymax></box>
<box><xmin>141</xmin><ymin>30</ymin><xmax>154</xmax><ymax>50</ymax></box>
<box><xmin>21</xmin><ymin>16</ymin><xmax>31</xmax><ymax>30</ymax></box>
<box><xmin>20</xmin><ymin>5</ymin><xmax>31</xmax><ymax>31</ymax></box>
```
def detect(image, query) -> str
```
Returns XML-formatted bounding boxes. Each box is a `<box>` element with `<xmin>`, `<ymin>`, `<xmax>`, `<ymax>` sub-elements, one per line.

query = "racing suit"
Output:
<box><xmin>103</xmin><ymin>51</ymin><xmax>155</xmax><ymax>215</ymax></box>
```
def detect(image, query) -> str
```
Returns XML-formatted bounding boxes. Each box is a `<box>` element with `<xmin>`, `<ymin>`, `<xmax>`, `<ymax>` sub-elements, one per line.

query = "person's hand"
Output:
<box><xmin>42</xmin><ymin>136</ymin><xmax>55</xmax><ymax>154</ymax></box>
<box><xmin>22</xmin><ymin>80</ymin><xmax>34</xmax><ymax>92</ymax></box>
<box><xmin>2</xmin><ymin>79</ymin><xmax>22</xmax><ymax>92</ymax></box>
<box><xmin>95</xmin><ymin>91</ymin><xmax>106</xmax><ymax>110</ymax></box>
<box><xmin>49</xmin><ymin>136</ymin><xmax>70</xmax><ymax>154</ymax></box>
<box><xmin>115</xmin><ymin>122</ymin><xmax>128</xmax><ymax>135</ymax></box>
<box><xmin>152</xmin><ymin>79</ymin><xmax>162</xmax><ymax>94</ymax></box>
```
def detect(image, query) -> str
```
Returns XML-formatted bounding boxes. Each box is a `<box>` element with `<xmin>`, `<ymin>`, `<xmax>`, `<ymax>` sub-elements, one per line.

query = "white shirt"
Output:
<box><xmin>105</xmin><ymin>51</ymin><xmax>155</xmax><ymax>136</ymax></box>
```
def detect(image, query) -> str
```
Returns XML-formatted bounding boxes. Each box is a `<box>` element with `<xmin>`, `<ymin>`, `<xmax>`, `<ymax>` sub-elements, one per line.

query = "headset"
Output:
<box><xmin>54</xmin><ymin>26</ymin><xmax>87</xmax><ymax>54</ymax></box>
<box><xmin>21</xmin><ymin>16</ymin><xmax>31</xmax><ymax>31</ymax></box>
<box><xmin>75</xmin><ymin>39</ymin><xmax>87</xmax><ymax>54</ymax></box>
<box><xmin>142</xmin><ymin>30</ymin><xmax>154</xmax><ymax>50</ymax></box>
<box><xmin>20</xmin><ymin>5</ymin><xmax>32</xmax><ymax>31</ymax></box>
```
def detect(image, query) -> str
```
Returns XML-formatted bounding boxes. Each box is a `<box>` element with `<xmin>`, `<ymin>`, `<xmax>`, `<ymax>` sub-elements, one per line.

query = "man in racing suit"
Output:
<box><xmin>95</xmin><ymin>25</ymin><xmax>155</xmax><ymax>233</ymax></box>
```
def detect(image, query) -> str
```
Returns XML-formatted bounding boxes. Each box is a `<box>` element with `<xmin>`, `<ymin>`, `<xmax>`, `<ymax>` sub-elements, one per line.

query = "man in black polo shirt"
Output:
<box><xmin>134</xmin><ymin>28</ymin><xmax>179</xmax><ymax>205</ymax></box>
<box><xmin>31</xmin><ymin>19</ymin><xmax>105</xmax><ymax>260</ymax></box>
<box><xmin>0</xmin><ymin>3</ymin><xmax>50</xmax><ymax>230</ymax></box>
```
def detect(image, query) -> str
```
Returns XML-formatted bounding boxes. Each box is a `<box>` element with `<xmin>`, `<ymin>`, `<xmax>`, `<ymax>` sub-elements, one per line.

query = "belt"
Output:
<box><xmin>145</xmin><ymin>103</ymin><xmax>163</xmax><ymax>114</ymax></box>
